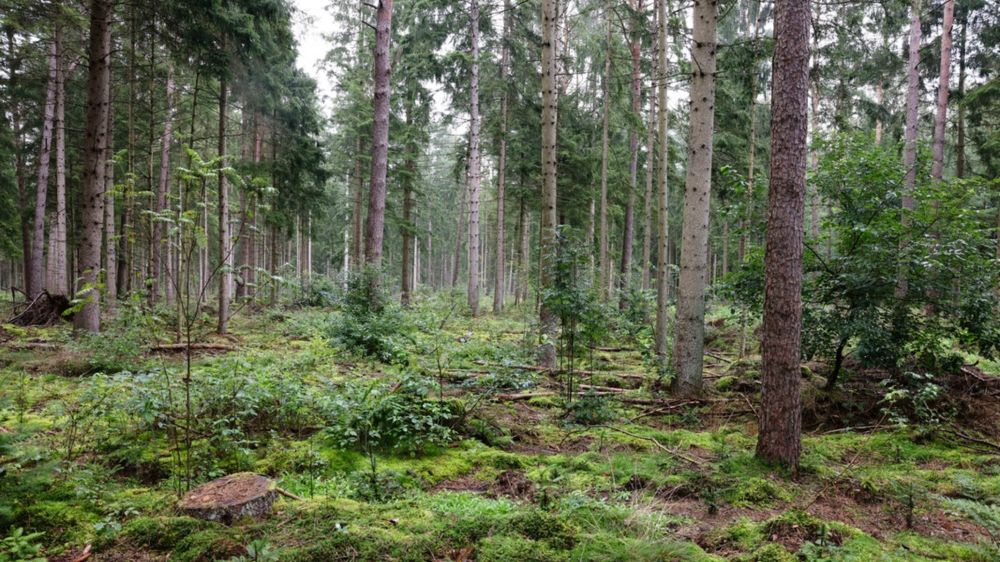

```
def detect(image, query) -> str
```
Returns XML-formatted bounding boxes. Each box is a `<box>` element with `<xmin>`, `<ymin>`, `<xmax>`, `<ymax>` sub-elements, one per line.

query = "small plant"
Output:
<box><xmin>562</xmin><ymin>390</ymin><xmax>617</xmax><ymax>426</ymax></box>
<box><xmin>223</xmin><ymin>539</ymin><xmax>281</xmax><ymax>562</ymax></box>
<box><xmin>0</xmin><ymin>528</ymin><xmax>45</xmax><ymax>562</ymax></box>
<box><xmin>324</xmin><ymin>374</ymin><xmax>455</xmax><ymax>500</ymax></box>
<box><xmin>329</xmin><ymin>268</ymin><xmax>410</xmax><ymax>364</ymax></box>
<box><xmin>941</xmin><ymin>497</ymin><xmax>1000</xmax><ymax>550</ymax></box>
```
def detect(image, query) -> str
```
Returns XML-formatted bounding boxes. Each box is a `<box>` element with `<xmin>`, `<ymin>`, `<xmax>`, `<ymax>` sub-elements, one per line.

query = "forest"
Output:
<box><xmin>1</xmin><ymin>0</ymin><xmax>999</xmax><ymax>560</ymax></box>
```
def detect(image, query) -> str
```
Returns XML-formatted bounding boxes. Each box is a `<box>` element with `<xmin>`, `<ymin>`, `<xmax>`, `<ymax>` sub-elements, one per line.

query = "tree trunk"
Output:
<box><xmin>47</xmin><ymin>26</ymin><xmax>68</xmax><ymax>296</ymax></box>
<box><xmin>104</xmin><ymin>92</ymin><xmax>117</xmax><ymax>307</ymax></box>
<box><xmin>365</xmin><ymin>0</ymin><xmax>393</xmax><ymax>267</ymax></box>
<box><xmin>218</xmin><ymin>79</ymin><xmax>231</xmax><ymax>334</ymax></box>
<box><xmin>955</xmin><ymin>13</ymin><xmax>966</xmax><ymax>179</ymax></box>
<box><xmin>898</xmin><ymin>0</ymin><xmax>922</xmax><ymax>300</ymax></box>
<box><xmin>598</xmin><ymin>8</ymin><xmax>612</xmax><ymax>303</ymax></box>
<box><xmin>930</xmin><ymin>0</ymin><xmax>953</xmax><ymax>181</ymax></box>
<box><xmin>538</xmin><ymin>0</ymin><xmax>559</xmax><ymax>367</ymax></box>
<box><xmin>654</xmin><ymin>0</ymin><xmax>670</xmax><ymax>360</ymax></box>
<box><xmin>75</xmin><ymin>0</ymin><xmax>113</xmax><ymax>332</ymax></box>
<box><xmin>29</xmin><ymin>38</ymin><xmax>58</xmax><ymax>299</ymax></box>
<box><xmin>739</xmin><ymin>16</ymin><xmax>762</xmax><ymax>265</ymax></box>
<box><xmin>671</xmin><ymin>0</ymin><xmax>718</xmax><ymax>396</ymax></box>
<box><xmin>452</xmin><ymin>172</ymin><xmax>468</xmax><ymax>288</ymax></box>
<box><xmin>619</xmin><ymin>0</ymin><xmax>644</xmax><ymax>303</ymax></box>
<box><xmin>641</xmin><ymin>81</ymin><xmax>656</xmax><ymax>291</ymax></box>
<box><xmin>467</xmin><ymin>0</ymin><xmax>482</xmax><ymax>316</ymax></box>
<box><xmin>494</xmin><ymin>0</ymin><xmax>511</xmax><ymax>315</ymax></box>
<box><xmin>516</xmin><ymin>196</ymin><xmax>529</xmax><ymax>306</ymax></box>
<box><xmin>400</xmin><ymin>100</ymin><xmax>416</xmax><ymax>307</ymax></box>
<box><xmin>351</xmin><ymin>137</ymin><xmax>364</xmax><ymax>271</ymax></box>
<box><xmin>756</xmin><ymin>0</ymin><xmax>810</xmax><ymax>472</ymax></box>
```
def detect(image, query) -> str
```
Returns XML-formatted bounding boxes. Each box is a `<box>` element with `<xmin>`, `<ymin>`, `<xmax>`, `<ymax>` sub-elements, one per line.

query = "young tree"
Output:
<box><xmin>75</xmin><ymin>0</ymin><xmax>113</xmax><ymax>332</ymax></box>
<box><xmin>598</xmin><ymin>8</ymin><xmax>612</xmax><ymax>302</ymax></box>
<box><xmin>756</xmin><ymin>0</ymin><xmax>811</xmax><ymax>471</ymax></box>
<box><xmin>672</xmin><ymin>0</ymin><xmax>718</xmax><ymax>395</ymax></box>
<box><xmin>365</xmin><ymin>0</ymin><xmax>393</xmax><ymax>267</ymax></box>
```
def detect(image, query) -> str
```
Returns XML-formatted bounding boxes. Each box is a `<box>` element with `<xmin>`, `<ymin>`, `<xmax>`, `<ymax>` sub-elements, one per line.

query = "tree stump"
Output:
<box><xmin>178</xmin><ymin>473</ymin><xmax>277</xmax><ymax>524</ymax></box>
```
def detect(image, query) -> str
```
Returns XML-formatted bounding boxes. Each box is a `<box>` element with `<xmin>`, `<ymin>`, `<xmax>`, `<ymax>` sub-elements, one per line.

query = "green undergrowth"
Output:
<box><xmin>2</xmin><ymin>305</ymin><xmax>999</xmax><ymax>561</ymax></box>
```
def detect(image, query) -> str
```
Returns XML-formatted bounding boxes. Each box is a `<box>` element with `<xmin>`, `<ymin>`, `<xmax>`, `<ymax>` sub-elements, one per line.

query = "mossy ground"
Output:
<box><xmin>1</xmin><ymin>294</ymin><xmax>999</xmax><ymax>561</ymax></box>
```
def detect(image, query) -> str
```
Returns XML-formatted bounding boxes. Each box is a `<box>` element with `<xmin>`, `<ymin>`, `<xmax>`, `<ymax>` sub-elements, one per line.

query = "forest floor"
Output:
<box><xmin>1</xmin><ymin>293</ymin><xmax>1000</xmax><ymax>561</ymax></box>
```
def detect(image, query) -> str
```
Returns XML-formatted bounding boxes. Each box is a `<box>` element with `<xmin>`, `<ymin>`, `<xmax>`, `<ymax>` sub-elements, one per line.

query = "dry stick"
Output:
<box><xmin>590</xmin><ymin>425</ymin><xmax>705</xmax><ymax>466</ymax></box>
<box><xmin>152</xmin><ymin>342</ymin><xmax>235</xmax><ymax>352</ymax></box>
<box><xmin>276</xmin><ymin>487</ymin><xmax>303</xmax><ymax>501</ymax></box>
<box><xmin>944</xmin><ymin>425</ymin><xmax>1000</xmax><ymax>455</ymax></box>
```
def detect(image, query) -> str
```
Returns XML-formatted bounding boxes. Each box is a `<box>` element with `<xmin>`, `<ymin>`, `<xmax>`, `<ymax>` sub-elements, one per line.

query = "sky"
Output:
<box><xmin>291</xmin><ymin>0</ymin><xmax>338</xmax><ymax>115</ymax></box>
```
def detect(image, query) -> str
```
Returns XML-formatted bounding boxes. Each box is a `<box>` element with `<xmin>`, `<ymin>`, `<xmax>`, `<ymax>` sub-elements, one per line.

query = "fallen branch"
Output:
<box><xmin>474</xmin><ymin>361</ymin><xmax>645</xmax><ymax>380</ymax></box>
<box><xmin>70</xmin><ymin>544</ymin><xmax>92</xmax><ymax>562</ymax></box>
<box><xmin>152</xmin><ymin>343</ymin><xmax>236</xmax><ymax>352</ymax></box>
<box><xmin>944</xmin><ymin>426</ymin><xmax>1000</xmax><ymax>455</ymax></box>
<box><xmin>592</xmin><ymin>425</ymin><xmax>705</xmax><ymax>466</ymax></box>
<box><xmin>276</xmin><ymin>487</ymin><xmax>303</xmax><ymax>501</ymax></box>
<box><xmin>7</xmin><ymin>341</ymin><xmax>62</xmax><ymax>350</ymax></box>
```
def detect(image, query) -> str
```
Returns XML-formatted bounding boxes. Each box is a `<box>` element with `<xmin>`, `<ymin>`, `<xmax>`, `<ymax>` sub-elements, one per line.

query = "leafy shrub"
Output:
<box><xmin>0</xmin><ymin>528</ymin><xmax>45</xmax><ymax>562</ymax></box>
<box><xmin>563</xmin><ymin>391</ymin><xmax>617</xmax><ymax>426</ymax></box>
<box><xmin>329</xmin><ymin>268</ymin><xmax>410</xmax><ymax>364</ymax></box>
<box><xmin>293</xmin><ymin>277</ymin><xmax>339</xmax><ymax>308</ymax></box>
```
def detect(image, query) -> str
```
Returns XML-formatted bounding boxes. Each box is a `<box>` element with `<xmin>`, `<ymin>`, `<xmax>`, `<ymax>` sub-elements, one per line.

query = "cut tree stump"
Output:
<box><xmin>177</xmin><ymin>472</ymin><xmax>277</xmax><ymax>524</ymax></box>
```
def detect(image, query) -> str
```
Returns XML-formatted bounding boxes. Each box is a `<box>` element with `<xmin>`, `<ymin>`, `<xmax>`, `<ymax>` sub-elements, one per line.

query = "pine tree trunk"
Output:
<box><xmin>493</xmin><ymin>0</ymin><xmax>511</xmax><ymax>315</ymax></box>
<box><xmin>619</xmin><ymin>0</ymin><xmax>644</xmax><ymax>303</ymax></box>
<box><xmin>453</xmin><ymin>164</ymin><xmax>468</xmax><ymax>288</ymax></box>
<box><xmin>401</xmin><ymin>100</ymin><xmax>416</xmax><ymax>307</ymax></box>
<box><xmin>641</xmin><ymin>82</ymin><xmax>656</xmax><ymax>291</ymax></box>
<box><xmin>654</xmin><ymin>0</ymin><xmax>670</xmax><ymax>360</ymax></box>
<box><xmin>598</xmin><ymin>8</ymin><xmax>611</xmax><ymax>302</ymax></box>
<box><xmin>671</xmin><ymin>0</ymin><xmax>718</xmax><ymax>395</ymax></box>
<box><xmin>75</xmin><ymin>0</ymin><xmax>113</xmax><ymax>332</ymax></box>
<box><xmin>47</xmin><ymin>26</ymin><xmax>68</xmax><ymax>296</ymax></box>
<box><xmin>365</xmin><ymin>0</ymin><xmax>393</xmax><ymax>267</ymax></box>
<box><xmin>516</xmin><ymin>196</ymin><xmax>529</xmax><ymax>306</ymax></box>
<box><xmin>955</xmin><ymin>14</ymin><xmax>966</xmax><ymax>178</ymax></box>
<box><xmin>351</xmin><ymin>137</ymin><xmax>364</xmax><ymax>271</ymax></box>
<box><xmin>217</xmin><ymin>79</ymin><xmax>231</xmax><ymax>334</ymax></box>
<box><xmin>29</xmin><ymin>38</ymin><xmax>58</xmax><ymax>299</ymax></box>
<box><xmin>930</xmin><ymin>0</ymin><xmax>953</xmax><ymax>181</ymax></box>
<box><xmin>104</xmin><ymin>92</ymin><xmax>117</xmax><ymax>307</ymax></box>
<box><xmin>739</xmin><ymin>14</ymin><xmax>763</xmax><ymax>265</ymax></box>
<box><xmin>756</xmin><ymin>0</ymin><xmax>810</xmax><ymax>471</ymax></box>
<box><xmin>538</xmin><ymin>0</ymin><xmax>559</xmax><ymax>367</ymax></box>
<box><xmin>898</xmin><ymin>0</ymin><xmax>922</xmax><ymax>299</ymax></box>
<box><xmin>467</xmin><ymin>0</ymin><xmax>482</xmax><ymax>316</ymax></box>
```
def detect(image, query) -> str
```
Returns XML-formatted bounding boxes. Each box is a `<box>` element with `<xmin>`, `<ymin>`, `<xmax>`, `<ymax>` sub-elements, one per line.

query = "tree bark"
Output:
<box><xmin>539</xmin><ymin>0</ymin><xmax>559</xmax><ymax>367</ymax></box>
<box><xmin>467</xmin><ymin>0</ymin><xmax>482</xmax><ymax>316</ymax></box>
<box><xmin>516</xmin><ymin>196</ymin><xmax>529</xmax><ymax>306</ymax></box>
<box><xmin>955</xmin><ymin>13</ymin><xmax>966</xmax><ymax>179</ymax></box>
<box><xmin>598</xmin><ymin>7</ymin><xmax>612</xmax><ymax>302</ymax></box>
<box><xmin>671</xmin><ymin>0</ymin><xmax>718</xmax><ymax>396</ymax></box>
<box><xmin>898</xmin><ymin>0</ymin><xmax>922</xmax><ymax>300</ymax></box>
<box><xmin>29</xmin><ymin>38</ymin><xmax>58</xmax><ymax>299</ymax></box>
<box><xmin>401</xmin><ymin>100</ymin><xmax>416</xmax><ymax>307</ymax></box>
<box><xmin>104</xmin><ymin>92</ymin><xmax>117</xmax><ymax>307</ymax></box>
<box><xmin>619</xmin><ymin>0</ymin><xmax>644</xmax><ymax>303</ymax></box>
<box><xmin>756</xmin><ymin>0</ymin><xmax>810</xmax><ymax>472</ymax></box>
<box><xmin>452</xmin><ymin>168</ymin><xmax>468</xmax><ymax>288</ymax></box>
<box><xmin>47</xmin><ymin>26</ymin><xmax>68</xmax><ymax>296</ymax></box>
<box><xmin>218</xmin><ymin>79</ymin><xmax>231</xmax><ymax>334</ymax></box>
<box><xmin>75</xmin><ymin>0</ymin><xmax>113</xmax><ymax>332</ymax></box>
<box><xmin>654</xmin><ymin>0</ymin><xmax>670</xmax><ymax>360</ymax></box>
<box><xmin>494</xmin><ymin>0</ymin><xmax>511</xmax><ymax>315</ymax></box>
<box><xmin>351</xmin><ymin>137</ymin><xmax>364</xmax><ymax>271</ymax></box>
<box><xmin>641</xmin><ymin>81</ymin><xmax>656</xmax><ymax>291</ymax></box>
<box><xmin>364</xmin><ymin>0</ymin><xmax>393</xmax><ymax>267</ymax></box>
<box><xmin>930</xmin><ymin>0</ymin><xmax>953</xmax><ymax>181</ymax></box>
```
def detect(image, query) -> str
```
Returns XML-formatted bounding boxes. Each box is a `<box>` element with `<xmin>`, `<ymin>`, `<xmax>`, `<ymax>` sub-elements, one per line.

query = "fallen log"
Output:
<box><xmin>7</xmin><ymin>341</ymin><xmax>62</xmax><ymax>351</ymax></box>
<box><xmin>474</xmin><ymin>361</ymin><xmax>645</xmax><ymax>380</ymax></box>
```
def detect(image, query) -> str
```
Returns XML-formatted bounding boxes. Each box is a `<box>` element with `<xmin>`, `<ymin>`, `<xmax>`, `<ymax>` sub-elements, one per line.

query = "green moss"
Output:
<box><xmin>474</xmin><ymin>449</ymin><xmax>528</xmax><ymax>470</ymax></box>
<box><xmin>171</xmin><ymin>528</ymin><xmax>245</xmax><ymax>562</ymax></box>
<box><xmin>725</xmin><ymin>477</ymin><xmax>793</xmax><ymax>507</ymax></box>
<box><xmin>121</xmin><ymin>516</ymin><xmax>211</xmax><ymax>551</ymax></box>
<box><xmin>477</xmin><ymin>535</ymin><xmax>565</xmax><ymax>562</ymax></box>
<box><xmin>739</xmin><ymin>543</ymin><xmax>797</xmax><ymax>562</ymax></box>
<box><xmin>18</xmin><ymin>500</ymin><xmax>99</xmax><ymax>544</ymax></box>
<box><xmin>506</xmin><ymin>510</ymin><xmax>577</xmax><ymax>549</ymax></box>
<box><xmin>715</xmin><ymin>375</ymin><xmax>738</xmax><ymax>392</ymax></box>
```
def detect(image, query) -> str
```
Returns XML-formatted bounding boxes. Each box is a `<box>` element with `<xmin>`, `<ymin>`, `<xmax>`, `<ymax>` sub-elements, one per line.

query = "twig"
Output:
<box><xmin>276</xmin><ymin>487</ymin><xmax>303</xmax><ymax>501</ymax></box>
